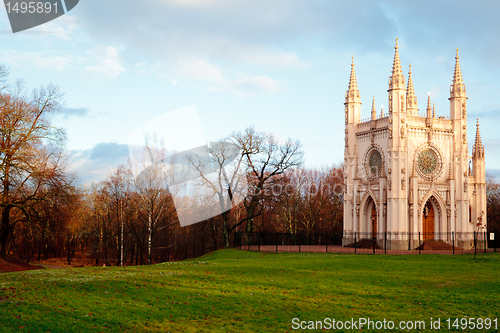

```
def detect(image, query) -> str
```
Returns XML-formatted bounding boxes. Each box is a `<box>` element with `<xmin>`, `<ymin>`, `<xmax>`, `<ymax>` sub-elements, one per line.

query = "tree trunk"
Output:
<box><xmin>147</xmin><ymin>211</ymin><xmax>152</xmax><ymax>264</ymax></box>
<box><xmin>120</xmin><ymin>204</ymin><xmax>124</xmax><ymax>266</ymax></box>
<box><xmin>0</xmin><ymin>207</ymin><xmax>11</xmax><ymax>258</ymax></box>
<box><xmin>222</xmin><ymin>211</ymin><xmax>231</xmax><ymax>248</ymax></box>
<box><xmin>245</xmin><ymin>203</ymin><xmax>255</xmax><ymax>233</ymax></box>
<box><xmin>0</xmin><ymin>165</ymin><xmax>11</xmax><ymax>259</ymax></box>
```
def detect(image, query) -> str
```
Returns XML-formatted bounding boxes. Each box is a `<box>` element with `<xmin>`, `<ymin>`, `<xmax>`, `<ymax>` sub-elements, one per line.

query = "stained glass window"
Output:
<box><xmin>369</xmin><ymin>150</ymin><xmax>382</xmax><ymax>177</ymax></box>
<box><xmin>418</xmin><ymin>149</ymin><xmax>437</xmax><ymax>175</ymax></box>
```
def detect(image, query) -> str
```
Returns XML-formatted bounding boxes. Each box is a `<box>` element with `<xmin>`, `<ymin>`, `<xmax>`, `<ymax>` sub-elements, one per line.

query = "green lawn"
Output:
<box><xmin>0</xmin><ymin>250</ymin><xmax>499</xmax><ymax>332</ymax></box>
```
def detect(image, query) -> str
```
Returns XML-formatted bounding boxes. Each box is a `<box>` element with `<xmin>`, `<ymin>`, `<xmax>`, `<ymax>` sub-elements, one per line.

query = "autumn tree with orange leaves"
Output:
<box><xmin>0</xmin><ymin>66</ymin><xmax>69</xmax><ymax>258</ymax></box>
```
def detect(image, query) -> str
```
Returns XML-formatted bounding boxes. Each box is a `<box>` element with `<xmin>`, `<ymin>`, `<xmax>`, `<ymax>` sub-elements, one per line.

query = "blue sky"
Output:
<box><xmin>1</xmin><ymin>0</ymin><xmax>499</xmax><ymax>184</ymax></box>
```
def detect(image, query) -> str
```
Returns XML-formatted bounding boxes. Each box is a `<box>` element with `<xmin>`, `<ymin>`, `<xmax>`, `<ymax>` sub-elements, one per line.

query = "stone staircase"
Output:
<box><xmin>416</xmin><ymin>240</ymin><xmax>456</xmax><ymax>251</ymax></box>
<box><xmin>345</xmin><ymin>238</ymin><xmax>381</xmax><ymax>249</ymax></box>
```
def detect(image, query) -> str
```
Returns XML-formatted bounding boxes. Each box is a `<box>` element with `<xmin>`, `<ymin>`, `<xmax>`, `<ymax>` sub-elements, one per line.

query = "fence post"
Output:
<box><xmin>484</xmin><ymin>231</ymin><xmax>487</xmax><ymax>253</ymax></box>
<box><xmin>384</xmin><ymin>231</ymin><xmax>387</xmax><ymax>254</ymax></box>
<box><xmin>258</xmin><ymin>233</ymin><xmax>261</xmax><ymax>252</ymax></box>
<box><xmin>452</xmin><ymin>231</ymin><xmax>455</xmax><ymax>255</ymax></box>
<box><xmin>354</xmin><ymin>231</ymin><xmax>357</xmax><ymax>254</ymax></box>
<box><xmin>202</xmin><ymin>227</ymin><xmax>205</xmax><ymax>254</ymax></box>
<box><xmin>418</xmin><ymin>232</ymin><xmax>421</xmax><ymax>254</ymax></box>
<box><xmin>276</xmin><ymin>233</ymin><xmax>278</xmax><ymax>253</ymax></box>
<box><xmin>372</xmin><ymin>232</ymin><xmax>375</xmax><ymax>254</ymax></box>
<box><xmin>326</xmin><ymin>234</ymin><xmax>328</xmax><ymax>253</ymax></box>
<box><xmin>474</xmin><ymin>231</ymin><xmax>477</xmax><ymax>259</ymax></box>
<box><xmin>184</xmin><ymin>227</ymin><xmax>187</xmax><ymax>260</ymax></box>
<box><xmin>193</xmin><ymin>226</ymin><xmax>196</xmax><ymax>257</ymax></box>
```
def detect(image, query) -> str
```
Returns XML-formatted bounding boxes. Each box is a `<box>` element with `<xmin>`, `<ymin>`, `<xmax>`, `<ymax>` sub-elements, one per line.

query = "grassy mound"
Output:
<box><xmin>0</xmin><ymin>250</ymin><xmax>499</xmax><ymax>332</ymax></box>
<box><xmin>0</xmin><ymin>256</ymin><xmax>43</xmax><ymax>273</ymax></box>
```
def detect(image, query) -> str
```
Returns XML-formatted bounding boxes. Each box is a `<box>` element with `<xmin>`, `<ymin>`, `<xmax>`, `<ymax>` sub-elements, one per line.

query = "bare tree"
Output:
<box><xmin>232</xmin><ymin>127</ymin><xmax>303</xmax><ymax>233</ymax></box>
<box><xmin>188</xmin><ymin>140</ymin><xmax>245</xmax><ymax>248</ymax></box>
<box><xmin>131</xmin><ymin>141</ymin><xmax>178</xmax><ymax>264</ymax></box>
<box><xmin>104</xmin><ymin>165</ymin><xmax>132</xmax><ymax>266</ymax></box>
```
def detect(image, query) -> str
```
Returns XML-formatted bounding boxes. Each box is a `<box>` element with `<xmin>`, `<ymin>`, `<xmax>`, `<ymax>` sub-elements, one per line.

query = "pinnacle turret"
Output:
<box><xmin>450</xmin><ymin>48</ymin><xmax>466</xmax><ymax>98</ymax></box>
<box><xmin>389</xmin><ymin>38</ymin><xmax>405</xmax><ymax>90</ymax></box>
<box><xmin>426</xmin><ymin>94</ymin><xmax>432</xmax><ymax>118</ymax></box>
<box><xmin>371</xmin><ymin>96</ymin><xmax>376</xmax><ymax>120</ymax></box>
<box><xmin>406</xmin><ymin>64</ymin><xmax>418</xmax><ymax>115</ymax></box>
<box><xmin>473</xmin><ymin>119</ymin><xmax>484</xmax><ymax>158</ymax></box>
<box><xmin>346</xmin><ymin>56</ymin><xmax>360</xmax><ymax>103</ymax></box>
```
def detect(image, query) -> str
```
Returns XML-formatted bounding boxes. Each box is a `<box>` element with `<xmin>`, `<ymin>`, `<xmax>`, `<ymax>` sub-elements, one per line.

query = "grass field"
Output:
<box><xmin>0</xmin><ymin>250</ymin><xmax>499</xmax><ymax>332</ymax></box>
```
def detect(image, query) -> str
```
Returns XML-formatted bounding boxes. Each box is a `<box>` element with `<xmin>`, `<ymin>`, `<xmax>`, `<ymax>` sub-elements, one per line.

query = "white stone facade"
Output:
<box><xmin>343</xmin><ymin>40</ymin><xmax>486</xmax><ymax>249</ymax></box>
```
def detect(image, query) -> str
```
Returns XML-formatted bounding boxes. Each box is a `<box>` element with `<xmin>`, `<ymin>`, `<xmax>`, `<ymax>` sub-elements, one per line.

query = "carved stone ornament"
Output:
<box><xmin>462</xmin><ymin>132</ymin><xmax>466</xmax><ymax>142</ymax></box>
<box><xmin>388</xmin><ymin>177</ymin><xmax>392</xmax><ymax>190</ymax></box>
<box><xmin>389</xmin><ymin>128</ymin><xmax>393</xmax><ymax>139</ymax></box>
<box><xmin>401</xmin><ymin>178</ymin><xmax>405</xmax><ymax>190</ymax></box>
<box><xmin>464</xmin><ymin>180</ymin><xmax>467</xmax><ymax>193</ymax></box>
<box><xmin>401</xmin><ymin>126</ymin><xmax>405</xmax><ymax>138</ymax></box>
<box><xmin>462</xmin><ymin>101</ymin><xmax>466</xmax><ymax>118</ymax></box>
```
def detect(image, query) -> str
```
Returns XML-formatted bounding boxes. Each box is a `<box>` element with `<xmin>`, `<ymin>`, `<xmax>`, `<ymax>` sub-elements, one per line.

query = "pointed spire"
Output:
<box><xmin>406</xmin><ymin>64</ymin><xmax>418</xmax><ymax>115</ymax></box>
<box><xmin>432</xmin><ymin>104</ymin><xmax>436</xmax><ymax>118</ymax></box>
<box><xmin>451</xmin><ymin>48</ymin><xmax>466</xmax><ymax>98</ymax></box>
<box><xmin>473</xmin><ymin>119</ymin><xmax>484</xmax><ymax>158</ymax></box>
<box><xmin>453</xmin><ymin>48</ymin><xmax>463</xmax><ymax>85</ymax></box>
<box><xmin>348</xmin><ymin>56</ymin><xmax>358</xmax><ymax>91</ymax></box>
<box><xmin>389</xmin><ymin>38</ymin><xmax>405</xmax><ymax>90</ymax></box>
<box><xmin>371</xmin><ymin>96</ymin><xmax>376</xmax><ymax>120</ymax></box>
<box><xmin>426</xmin><ymin>93</ymin><xmax>432</xmax><ymax>118</ymax></box>
<box><xmin>346</xmin><ymin>56</ymin><xmax>360</xmax><ymax>103</ymax></box>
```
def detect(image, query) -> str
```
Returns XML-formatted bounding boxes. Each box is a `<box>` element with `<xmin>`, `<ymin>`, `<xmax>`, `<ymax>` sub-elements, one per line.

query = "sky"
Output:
<box><xmin>0</xmin><ymin>0</ymin><xmax>499</xmax><ymax>185</ymax></box>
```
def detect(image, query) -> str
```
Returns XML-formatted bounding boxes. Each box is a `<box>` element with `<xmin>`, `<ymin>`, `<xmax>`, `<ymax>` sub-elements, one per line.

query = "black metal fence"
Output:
<box><xmin>234</xmin><ymin>231</ymin><xmax>500</xmax><ymax>255</ymax></box>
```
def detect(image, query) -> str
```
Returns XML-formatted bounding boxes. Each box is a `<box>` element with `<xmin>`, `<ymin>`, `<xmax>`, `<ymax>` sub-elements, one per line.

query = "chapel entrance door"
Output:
<box><xmin>423</xmin><ymin>200</ymin><xmax>434</xmax><ymax>240</ymax></box>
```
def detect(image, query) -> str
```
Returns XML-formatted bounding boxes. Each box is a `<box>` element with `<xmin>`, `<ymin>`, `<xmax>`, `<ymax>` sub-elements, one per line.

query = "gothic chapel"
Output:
<box><xmin>343</xmin><ymin>39</ymin><xmax>486</xmax><ymax>249</ymax></box>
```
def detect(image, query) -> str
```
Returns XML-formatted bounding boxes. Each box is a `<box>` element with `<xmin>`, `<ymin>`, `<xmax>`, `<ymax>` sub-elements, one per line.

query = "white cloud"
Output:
<box><xmin>172</xmin><ymin>58</ymin><xmax>282</xmax><ymax>96</ymax></box>
<box><xmin>35</xmin><ymin>14</ymin><xmax>80</xmax><ymax>40</ymax></box>
<box><xmin>175</xmin><ymin>59</ymin><xmax>225</xmax><ymax>84</ymax></box>
<box><xmin>85</xmin><ymin>46</ymin><xmax>125</xmax><ymax>79</ymax></box>
<box><xmin>240</xmin><ymin>48</ymin><xmax>309</xmax><ymax>69</ymax></box>
<box><xmin>0</xmin><ymin>50</ymin><xmax>72</xmax><ymax>71</ymax></box>
<box><xmin>0</xmin><ymin>45</ymin><xmax>126</xmax><ymax>79</ymax></box>
<box><xmin>65</xmin><ymin>142</ymin><xmax>130</xmax><ymax>185</ymax></box>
